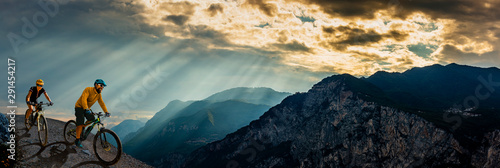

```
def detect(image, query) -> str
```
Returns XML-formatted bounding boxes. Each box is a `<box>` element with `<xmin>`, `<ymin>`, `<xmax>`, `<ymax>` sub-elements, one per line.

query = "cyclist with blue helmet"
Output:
<box><xmin>74</xmin><ymin>79</ymin><xmax>110</xmax><ymax>148</ymax></box>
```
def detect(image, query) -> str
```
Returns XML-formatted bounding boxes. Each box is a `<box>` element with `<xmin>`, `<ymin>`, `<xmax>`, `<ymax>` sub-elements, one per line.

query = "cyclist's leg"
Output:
<box><xmin>75</xmin><ymin>108</ymin><xmax>85</xmax><ymax>140</ymax></box>
<box><xmin>25</xmin><ymin>104</ymin><xmax>33</xmax><ymax>120</ymax></box>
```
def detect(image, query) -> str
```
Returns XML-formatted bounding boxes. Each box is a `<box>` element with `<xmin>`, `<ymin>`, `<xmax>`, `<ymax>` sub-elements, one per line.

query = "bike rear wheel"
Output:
<box><xmin>93</xmin><ymin>129</ymin><xmax>122</xmax><ymax>165</ymax></box>
<box><xmin>63</xmin><ymin>120</ymin><xmax>77</xmax><ymax>144</ymax></box>
<box><xmin>37</xmin><ymin>115</ymin><xmax>48</xmax><ymax>146</ymax></box>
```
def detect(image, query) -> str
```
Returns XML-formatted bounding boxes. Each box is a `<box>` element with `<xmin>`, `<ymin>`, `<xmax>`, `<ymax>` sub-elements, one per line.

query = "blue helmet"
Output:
<box><xmin>94</xmin><ymin>79</ymin><xmax>107</xmax><ymax>87</ymax></box>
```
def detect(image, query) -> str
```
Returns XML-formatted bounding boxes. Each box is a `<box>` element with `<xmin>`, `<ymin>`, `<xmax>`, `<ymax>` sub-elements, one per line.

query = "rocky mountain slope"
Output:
<box><xmin>123</xmin><ymin>87</ymin><xmax>290</xmax><ymax>166</ymax></box>
<box><xmin>364</xmin><ymin>63</ymin><xmax>500</xmax><ymax>147</ymax></box>
<box><xmin>182</xmin><ymin>74</ymin><xmax>500</xmax><ymax>167</ymax></box>
<box><xmin>13</xmin><ymin>115</ymin><xmax>153</xmax><ymax>168</ymax></box>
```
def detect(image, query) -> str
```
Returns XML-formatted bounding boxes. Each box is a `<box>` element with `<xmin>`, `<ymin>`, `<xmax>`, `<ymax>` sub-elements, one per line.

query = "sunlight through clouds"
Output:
<box><xmin>1</xmin><ymin>0</ymin><xmax>498</xmax><ymax>124</ymax></box>
<box><xmin>133</xmin><ymin>0</ymin><xmax>497</xmax><ymax>76</ymax></box>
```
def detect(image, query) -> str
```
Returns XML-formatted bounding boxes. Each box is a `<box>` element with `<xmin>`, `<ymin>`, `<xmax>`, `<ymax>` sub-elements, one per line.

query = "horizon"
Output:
<box><xmin>2</xmin><ymin>62</ymin><xmax>497</xmax><ymax>128</ymax></box>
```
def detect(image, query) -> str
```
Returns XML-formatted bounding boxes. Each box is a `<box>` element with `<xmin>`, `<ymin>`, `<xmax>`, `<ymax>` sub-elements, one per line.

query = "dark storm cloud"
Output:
<box><xmin>441</xmin><ymin>21</ymin><xmax>497</xmax><ymax>46</ymax></box>
<box><xmin>396</xmin><ymin>56</ymin><xmax>414</xmax><ymax>65</ymax></box>
<box><xmin>163</xmin><ymin>15</ymin><xmax>190</xmax><ymax>26</ymax></box>
<box><xmin>246</xmin><ymin>0</ymin><xmax>278</xmax><ymax>17</ymax></box>
<box><xmin>0</xmin><ymin>0</ymin><xmax>171</xmax><ymax>55</ymax></box>
<box><xmin>1</xmin><ymin>0</ymin><xmax>165</xmax><ymax>39</ymax></box>
<box><xmin>321</xmin><ymin>25</ymin><xmax>408</xmax><ymax>51</ymax></box>
<box><xmin>272</xmin><ymin>40</ymin><xmax>311</xmax><ymax>53</ymax></box>
<box><xmin>294</xmin><ymin>0</ymin><xmax>388</xmax><ymax>19</ymax></box>
<box><xmin>387</xmin><ymin>31</ymin><xmax>408</xmax><ymax>41</ymax></box>
<box><xmin>185</xmin><ymin>25</ymin><xmax>231</xmax><ymax>46</ymax></box>
<box><xmin>406</xmin><ymin>0</ymin><xmax>500</xmax><ymax>22</ymax></box>
<box><xmin>206</xmin><ymin>3</ymin><xmax>224</xmax><ymax>17</ymax></box>
<box><xmin>287</xmin><ymin>0</ymin><xmax>499</xmax><ymax>22</ymax></box>
<box><xmin>351</xmin><ymin>51</ymin><xmax>387</xmax><ymax>62</ymax></box>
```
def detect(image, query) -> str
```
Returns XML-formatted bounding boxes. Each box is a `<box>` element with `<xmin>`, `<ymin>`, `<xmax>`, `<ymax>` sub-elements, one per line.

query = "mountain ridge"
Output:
<box><xmin>182</xmin><ymin>70</ymin><xmax>500</xmax><ymax>167</ymax></box>
<box><xmin>110</xmin><ymin>119</ymin><xmax>145</xmax><ymax>141</ymax></box>
<box><xmin>122</xmin><ymin>87</ymin><xmax>291</xmax><ymax>166</ymax></box>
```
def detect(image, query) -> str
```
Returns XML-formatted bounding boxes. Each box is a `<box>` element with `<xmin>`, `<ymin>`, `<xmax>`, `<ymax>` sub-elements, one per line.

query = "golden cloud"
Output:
<box><xmin>131</xmin><ymin>0</ymin><xmax>498</xmax><ymax>75</ymax></box>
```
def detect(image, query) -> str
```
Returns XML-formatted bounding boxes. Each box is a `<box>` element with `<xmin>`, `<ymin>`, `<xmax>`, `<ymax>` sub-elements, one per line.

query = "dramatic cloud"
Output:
<box><xmin>289</xmin><ymin>0</ymin><xmax>500</xmax><ymax>22</ymax></box>
<box><xmin>206</xmin><ymin>3</ymin><xmax>224</xmax><ymax>17</ymax></box>
<box><xmin>163</xmin><ymin>15</ymin><xmax>190</xmax><ymax>25</ymax></box>
<box><xmin>280</xmin><ymin>0</ymin><xmax>500</xmax><ymax>69</ymax></box>
<box><xmin>2</xmin><ymin>0</ymin><xmax>498</xmax><ymax>123</ymax></box>
<box><xmin>272</xmin><ymin>40</ymin><xmax>311</xmax><ymax>53</ymax></box>
<box><xmin>159</xmin><ymin>1</ymin><xmax>196</xmax><ymax>15</ymax></box>
<box><xmin>245</xmin><ymin>0</ymin><xmax>279</xmax><ymax>17</ymax></box>
<box><xmin>290</xmin><ymin>0</ymin><xmax>390</xmax><ymax>19</ymax></box>
<box><xmin>4</xmin><ymin>0</ymin><xmax>498</xmax><ymax>77</ymax></box>
<box><xmin>321</xmin><ymin>25</ymin><xmax>409</xmax><ymax>51</ymax></box>
<box><xmin>437</xmin><ymin>45</ymin><xmax>500</xmax><ymax>67</ymax></box>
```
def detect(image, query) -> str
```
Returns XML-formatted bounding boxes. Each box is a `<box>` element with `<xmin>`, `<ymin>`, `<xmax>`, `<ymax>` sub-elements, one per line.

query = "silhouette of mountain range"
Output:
<box><xmin>182</xmin><ymin>63</ymin><xmax>500</xmax><ymax>167</ymax></box>
<box><xmin>122</xmin><ymin>87</ymin><xmax>290</xmax><ymax>166</ymax></box>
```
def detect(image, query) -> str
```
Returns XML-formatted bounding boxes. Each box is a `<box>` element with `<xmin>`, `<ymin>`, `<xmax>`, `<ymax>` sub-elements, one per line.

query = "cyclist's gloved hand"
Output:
<box><xmin>85</xmin><ymin>109</ymin><xmax>92</xmax><ymax>115</ymax></box>
<box><xmin>105</xmin><ymin>112</ymin><xmax>110</xmax><ymax>117</ymax></box>
<box><xmin>49</xmin><ymin>102</ymin><xmax>54</xmax><ymax>106</ymax></box>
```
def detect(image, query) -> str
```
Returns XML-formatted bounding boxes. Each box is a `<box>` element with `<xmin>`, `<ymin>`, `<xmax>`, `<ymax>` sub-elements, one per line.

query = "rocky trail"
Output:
<box><xmin>14</xmin><ymin>115</ymin><xmax>153</xmax><ymax>168</ymax></box>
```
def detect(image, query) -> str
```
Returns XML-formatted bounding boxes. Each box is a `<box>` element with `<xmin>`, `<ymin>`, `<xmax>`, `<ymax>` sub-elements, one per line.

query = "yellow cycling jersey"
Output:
<box><xmin>75</xmin><ymin>87</ymin><xmax>108</xmax><ymax>113</ymax></box>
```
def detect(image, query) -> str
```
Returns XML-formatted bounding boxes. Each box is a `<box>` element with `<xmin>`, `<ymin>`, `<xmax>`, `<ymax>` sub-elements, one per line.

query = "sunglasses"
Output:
<box><xmin>37</xmin><ymin>84</ymin><xmax>43</xmax><ymax>87</ymax></box>
<box><xmin>97</xmin><ymin>84</ymin><xmax>105</xmax><ymax>88</ymax></box>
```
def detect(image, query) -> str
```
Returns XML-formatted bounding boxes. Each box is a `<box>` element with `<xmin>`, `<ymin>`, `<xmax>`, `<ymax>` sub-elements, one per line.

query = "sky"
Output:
<box><xmin>1</xmin><ymin>0</ymin><xmax>499</xmax><ymax>126</ymax></box>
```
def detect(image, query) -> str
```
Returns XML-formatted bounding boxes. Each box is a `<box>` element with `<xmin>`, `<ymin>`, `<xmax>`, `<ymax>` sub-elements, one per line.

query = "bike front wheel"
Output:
<box><xmin>37</xmin><ymin>115</ymin><xmax>48</xmax><ymax>146</ymax></box>
<box><xmin>93</xmin><ymin>129</ymin><xmax>122</xmax><ymax>165</ymax></box>
<box><xmin>63</xmin><ymin>120</ymin><xmax>77</xmax><ymax>144</ymax></box>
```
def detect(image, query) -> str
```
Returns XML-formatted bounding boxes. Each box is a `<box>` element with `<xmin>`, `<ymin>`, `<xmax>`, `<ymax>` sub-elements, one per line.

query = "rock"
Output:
<box><xmin>182</xmin><ymin>74</ymin><xmax>500</xmax><ymax>168</ymax></box>
<box><xmin>0</xmin><ymin>113</ymin><xmax>9</xmax><ymax>144</ymax></box>
<box><xmin>82</xmin><ymin>149</ymin><xmax>91</xmax><ymax>156</ymax></box>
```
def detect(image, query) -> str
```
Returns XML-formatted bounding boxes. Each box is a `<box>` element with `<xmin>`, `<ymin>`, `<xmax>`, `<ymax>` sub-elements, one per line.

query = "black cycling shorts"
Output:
<box><xmin>75</xmin><ymin>108</ymin><xmax>95</xmax><ymax>126</ymax></box>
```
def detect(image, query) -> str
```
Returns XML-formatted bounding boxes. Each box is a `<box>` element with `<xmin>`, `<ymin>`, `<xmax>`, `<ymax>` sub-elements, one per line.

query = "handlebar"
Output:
<box><xmin>33</xmin><ymin>101</ymin><xmax>53</xmax><ymax>106</ymax></box>
<box><xmin>90</xmin><ymin>111</ymin><xmax>110</xmax><ymax>118</ymax></box>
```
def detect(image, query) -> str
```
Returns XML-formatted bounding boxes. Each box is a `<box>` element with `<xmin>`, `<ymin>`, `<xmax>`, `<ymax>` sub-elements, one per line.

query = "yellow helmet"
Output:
<box><xmin>36</xmin><ymin>79</ymin><xmax>44</xmax><ymax>86</ymax></box>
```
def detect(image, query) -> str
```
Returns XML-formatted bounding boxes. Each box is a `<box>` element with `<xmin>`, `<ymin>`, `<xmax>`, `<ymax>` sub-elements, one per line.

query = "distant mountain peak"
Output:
<box><xmin>312</xmin><ymin>74</ymin><xmax>390</xmax><ymax>105</ymax></box>
<box><xmin>123</xmin><ymin>86</ymin><xmax>291</xmax><ymax>165</ymax></box>
<box><xmin>182</xmin><ymin>64</ymin><xmax>500</xmax><ymax>168</ymax></box>
<box><xmin>204</xmin><ymin>87</ymin><xmax>290</xmax><ymax>106</ymax></box>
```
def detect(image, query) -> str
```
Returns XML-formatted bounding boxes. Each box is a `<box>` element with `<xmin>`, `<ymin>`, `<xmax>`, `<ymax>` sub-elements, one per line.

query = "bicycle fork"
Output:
<box><xmin>99</xmin><ymin>129</ymin><xmax>112</xmax><ymax>152</ymax></box>
<box><xmin>100</xmin><ymin>129</ymin><xmax>108</xmax><ymax>147</ymax></box>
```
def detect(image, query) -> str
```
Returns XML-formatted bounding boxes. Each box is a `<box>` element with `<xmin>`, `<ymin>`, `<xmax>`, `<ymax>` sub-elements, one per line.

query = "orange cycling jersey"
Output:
<box><xmin>75</xmin><ymin>87</ymin><xmax>108</xmax><ymax>113</ymax></box>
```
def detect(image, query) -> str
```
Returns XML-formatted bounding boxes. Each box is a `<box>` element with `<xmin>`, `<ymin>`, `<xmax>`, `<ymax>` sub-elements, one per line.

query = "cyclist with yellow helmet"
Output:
<box><xmin>25</xmin><ymin>79</ymin><xmax>53</xmax><ymax>125</ymax></box>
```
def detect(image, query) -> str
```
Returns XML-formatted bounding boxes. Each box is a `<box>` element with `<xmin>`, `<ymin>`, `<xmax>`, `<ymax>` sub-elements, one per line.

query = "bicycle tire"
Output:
<box><xmin>63</xmin><ymin>120</ymin><xmax>77</xmax><ymax>144</ymax></box>
<box><xmin>25</xmin><ymin>109</ymin><xmax>32</xmax><ymax>130</ymax></box>
<box><xmin>38</xmin><ymin>115</ymin><xmax>48</xmax><ymax>146</ymax></box>
<box><xmin>93</xmin><ymin>129</ymin><xmax>122</xmax><ymax>165</ymax></box>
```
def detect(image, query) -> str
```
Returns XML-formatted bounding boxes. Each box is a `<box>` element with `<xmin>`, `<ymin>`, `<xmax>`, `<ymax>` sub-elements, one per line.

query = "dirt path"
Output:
<box><xmin>15</xmin><ymin>115</ymin><xmax>154</xmax><ymax>168</ymax></box>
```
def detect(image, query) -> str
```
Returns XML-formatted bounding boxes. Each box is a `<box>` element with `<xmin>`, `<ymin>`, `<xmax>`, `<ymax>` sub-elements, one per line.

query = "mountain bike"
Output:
<box><xmin>24</xmin><ymin>101</ymin><xmax>52</xmax><ymax>146</ymax></box>
<box><xmin>63</xmin><ymin>111</ymin><xmax>122</xmax><ymax>165</ymax></box>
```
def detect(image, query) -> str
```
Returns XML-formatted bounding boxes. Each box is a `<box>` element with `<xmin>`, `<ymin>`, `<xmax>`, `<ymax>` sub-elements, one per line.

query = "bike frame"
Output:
<box><xmin>64</xmin><ymin>110</ymin><xmax>121</xmax><ymax>165</ymax></box>
<box><xmin>81</xmin><ymin>112</ymin><xmax>108</xmax><ymax>145</ymax></box>
<box><xmin>32</xmin><ymin>102</ymin><xmax>49</xmax><ymax>129</ymax></box>
<box><xmin>35</xmin><ymin>110</ymin><xmax>44</xmax><ymax>131</ymax></box>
